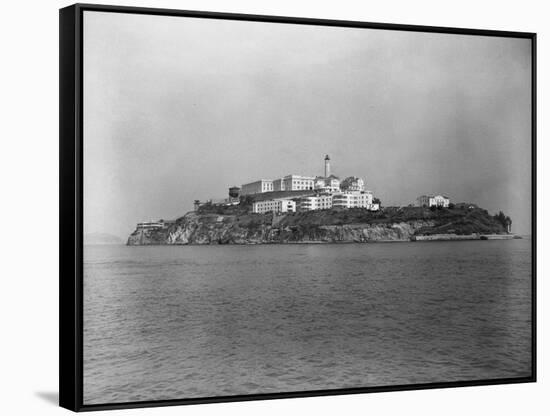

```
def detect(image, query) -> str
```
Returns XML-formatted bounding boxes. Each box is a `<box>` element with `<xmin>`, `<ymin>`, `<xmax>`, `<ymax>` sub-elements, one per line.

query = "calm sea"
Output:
<box><xmin>83</xmin><ymin>240</ymin><xmax>532</xmax><ymax>404</ymax></box>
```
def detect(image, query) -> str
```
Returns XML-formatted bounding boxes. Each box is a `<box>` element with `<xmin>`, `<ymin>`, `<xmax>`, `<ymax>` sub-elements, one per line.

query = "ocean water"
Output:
<box><xmin>83</xmin><ymin>240</ymin><xmax>532</xmax><ymax>404</ymax></box>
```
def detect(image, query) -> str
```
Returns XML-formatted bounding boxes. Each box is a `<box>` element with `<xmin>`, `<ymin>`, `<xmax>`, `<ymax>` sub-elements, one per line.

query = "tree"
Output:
<box><xmin>373</xmin><ymin>197</ymin><xmax>381</xmax><ymax>206</ymax></box>
<box><xmin>493</xmin><ymin>211</ymin><xmax>511</xmax><ymax>230</ymax></box>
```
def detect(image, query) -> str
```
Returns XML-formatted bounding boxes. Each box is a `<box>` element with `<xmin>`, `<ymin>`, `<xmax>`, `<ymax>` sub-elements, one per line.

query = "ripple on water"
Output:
<box><xmin>83</xmin><ymin>241</ymin><xmax>532</xmax><ymax>404</ymax></box>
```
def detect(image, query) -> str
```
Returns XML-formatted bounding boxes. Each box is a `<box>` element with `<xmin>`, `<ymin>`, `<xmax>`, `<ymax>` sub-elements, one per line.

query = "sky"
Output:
<box><xmin>83</xmin><ymin>11</ymin><xmax>532</xmax><ymax>239</ymax></box>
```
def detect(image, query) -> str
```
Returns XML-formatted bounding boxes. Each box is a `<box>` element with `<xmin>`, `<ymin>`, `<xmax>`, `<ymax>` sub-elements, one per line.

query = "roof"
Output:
<box><xmin>418</xmin><ymin>194</ymin><xmax>449</xmax><ymax>199</ymax></box>
<box><xmin>241</xmin><ymin>179</ymin><xmax>273</xmax><ymax>185</ymax></box>
<box><xmin>283</xmin><ymin>174</ymin><xmax>315</xmax><ymax>180</ymax></box>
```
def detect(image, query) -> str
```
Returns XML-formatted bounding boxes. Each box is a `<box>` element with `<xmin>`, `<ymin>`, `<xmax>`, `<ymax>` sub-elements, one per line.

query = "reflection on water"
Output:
<box><xmin>83</xmin><ymin>240</ymin><xmax>532</xmax><ymax>404</ymax></box>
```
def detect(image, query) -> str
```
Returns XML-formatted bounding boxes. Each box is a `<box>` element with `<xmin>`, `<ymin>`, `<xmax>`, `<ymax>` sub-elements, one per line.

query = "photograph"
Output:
<box><xmin>75</xmin><ymin>6</ymin><xmax>534</xmax><ymax>408</ymax></box>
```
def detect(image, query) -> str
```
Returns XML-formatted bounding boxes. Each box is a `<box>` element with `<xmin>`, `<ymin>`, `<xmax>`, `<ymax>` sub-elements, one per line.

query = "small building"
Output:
<box><xmin>240</xmin><ymin>179</ymin><xmax>273</xmax><ymax>195</ymax></box>
<box><xmin>340</xmin><ymin>176</ymin><xmax>365</xmax><ymax>192</ymax></box>
<box><xmin>252</xmin><ymin>199</ymin><xmax>296</xmax><ymax>214</ymax></box>
<box><xmin>136</xmin><ymin>221</ymin><xmax>165</xmax><ymax>230</ymax></box>
<box><xmin>210</xmin><ymin>197</ymin><xmax>240</xmax><ymax>206</ymax></box>
<box><xmin>454</xmin><ymin>202</ymin><xmax>477</xmax><ymax>210</ymax></box>
<box><xmin>194</xmin><ymin>197</ymin><xmax>239</xmax><ymax>211</ymax></box>
<box><xmin>416</xmin><ymin>195</ymin><xmax>450</xmax><ymax>208</ymax></box>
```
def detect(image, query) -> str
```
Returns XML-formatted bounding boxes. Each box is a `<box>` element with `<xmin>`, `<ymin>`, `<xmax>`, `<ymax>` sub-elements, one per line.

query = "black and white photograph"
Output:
<box><xmin>62</xmin><ymin>3</ymin><xmax>534</xmax><ymax>410</ymax></box>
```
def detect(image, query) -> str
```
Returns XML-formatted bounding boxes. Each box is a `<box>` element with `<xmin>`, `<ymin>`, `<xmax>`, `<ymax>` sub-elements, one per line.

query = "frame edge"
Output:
<box><xmin>60</xmin><ymin>4</ymin><xmax>83</xmax><ymax>412</ymax></box>
<box><xmin>60</xmin><ymin>3</ymin><xmax>537</xmax><ymax>412</ymax></box>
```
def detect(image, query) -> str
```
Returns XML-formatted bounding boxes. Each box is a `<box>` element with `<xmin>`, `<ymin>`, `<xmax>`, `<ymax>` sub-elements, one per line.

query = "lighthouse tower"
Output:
<box><xmin>324</xmin><ymin>154</ymin><xmax>331</xmax><ymax>178</ymax></box>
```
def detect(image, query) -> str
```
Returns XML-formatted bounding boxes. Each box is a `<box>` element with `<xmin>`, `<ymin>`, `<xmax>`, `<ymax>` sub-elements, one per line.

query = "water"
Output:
<box><xmin>83</xmin><ymin>240</ymin><xmax>532</xmax><ymax>404</ymax></box>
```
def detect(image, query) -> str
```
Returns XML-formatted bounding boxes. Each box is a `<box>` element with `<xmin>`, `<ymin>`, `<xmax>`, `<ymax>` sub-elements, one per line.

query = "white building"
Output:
<box><xmin>314</xmin><ymin>176</ymin><xmax>325</xmax><ymax>190</ymax></box>
<box><xmin>416</xmin><ymin>195</ymin><xmax>450</xmax><ymax>208</ymax></box>
<box><xmin>209</xmin><ymin>197</ymin><xmax>240</xmax><ymax>206</ymax></box>
<box><xmin>297</xmin><ymin>191</ymin><xmax>378</xmax><ymax>211</ymax></box>
<box><xmin>240</xmin><ymin>179</ymin><xmax>273</xmax><ymax>195</ymax></box>
<box><xmin>281</xmin><ymin>175</ymin><xmax>315</xmax><ymax>191</ymax></box>
<box><xmin>325</xmin><ymin>176</ymin><xmax>340</xmax><ymax>192</ymax></box>
<box><xmin>298</xmin><ymin>194</ymin><xmax>333</xmax><ymax>211</ymax></box>
<box><xmin>270</xmin><ymin>175</ymin><xmax>316</xmax><ymax>192</ymax></box>
<box><xmin>136</xmin><ymin>220</ymin><xmax>166</xmax><ymax>230</ymax></box>
<box><xmin>252</xmin><ymin>199</ymin><xmax>296</xmax><ymax>214</ymax></box>
<box><xmin>314</xmin><ymin>175</ymin><xmax>340</xmax><ymax>193</ymax></box>
<box><xmin>332</xmin><ymin>191</ymin><xmax>378</xmax><ymax>210</ymax></box>
<box><xmin>340</xmin><ymin>176</ymin><xmax>365</xmax><ymax>192</ymax></box>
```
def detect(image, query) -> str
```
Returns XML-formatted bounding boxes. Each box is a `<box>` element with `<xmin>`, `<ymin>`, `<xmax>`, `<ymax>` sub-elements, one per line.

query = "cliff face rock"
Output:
<box><xmin>316</xmin><ymin>221</ymin><xmax>434</xmax><ymax>242</ymax></box>
<box><xmin>126</xmin><ymin>228</ymin><xmax>170</xmax><ymax>246</ymax></box>
<box><xmin>166</xmin><ymin>213</ymin><xmax>272</xmax><ymax>245</ymax></box>
<box><xmin>127</xmin><ymin>205</ymin><xmax>510</xmax><ymax>246</ymax></box>
<box><xmin>127</xmin><ymin>212</ymin><xmax>436</xmax><ymax>245</ymax></box>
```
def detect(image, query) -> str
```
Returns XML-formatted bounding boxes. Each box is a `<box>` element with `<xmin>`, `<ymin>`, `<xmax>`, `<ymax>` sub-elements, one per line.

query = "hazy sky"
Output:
<box><xmin>83</xmin><ymin>11</ymin><xmax>532</xmax><ymax>238</ymax></box>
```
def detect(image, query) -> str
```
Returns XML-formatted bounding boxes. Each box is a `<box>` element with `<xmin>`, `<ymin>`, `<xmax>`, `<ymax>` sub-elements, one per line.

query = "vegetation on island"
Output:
<box><xmin>193</xmin><ymin>201</ymin><xmax>508</xmax><ymax>236</ymax></box>
<box><xmin>128</xmin><ymin>196</ymin><xmax>512</xmax><ymax>245</ymax></box>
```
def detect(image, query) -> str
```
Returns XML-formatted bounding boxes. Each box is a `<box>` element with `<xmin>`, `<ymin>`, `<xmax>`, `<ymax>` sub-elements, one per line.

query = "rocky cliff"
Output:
<box><xmin>127</xmin><ymin>205</ymin><xmax>509</xmax><ymax>245</ymax></box>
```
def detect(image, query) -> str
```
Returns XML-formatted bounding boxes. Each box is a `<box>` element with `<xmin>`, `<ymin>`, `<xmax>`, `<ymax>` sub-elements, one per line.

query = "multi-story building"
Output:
<box><xmin>245</xmin><ymin>175</ymin><xmax>315</xmax><ymax>194</ymax></box>
<box><xmin>314</xmin><ymin>175</ymin><xmax>341</xmax><ymax>193</ymax></box>
<box><xmin>314</xmin><ymin>176</ymin><xmax>325</xmax><ymax>190</ymax></box>
<box><xmin>252</xmin><ymin>199</ymin><xmax>296</xmax><ymax>214</ymax></box>
<box><xmin>240</xmin><ymin>179</ymin><xmax>273</xmax><ymax>195</ymax></box>
<box><xmin>332</xmin><ymin>191</ymin><xmax>376</xmax><ymax>210</ymax></box>
<box><xmin>416</xmin><ymin>195</ymin><xmax>450</xmax><ymax>208</ymax></box>
<box><xmin>325</xmin><ymin>176</ymin><xmax>340</xmax><ymax>193</ymax></box>
<box><xmin>315</xmin><ymin>175</ymin><xmax>340</xmax><ymax>192</ymax></box>
<box><xmin>238</xmin><ymin>157</ymin><xmax>373</xmax><ymax>208</ymax></box>
<box><xmin>281</xmin><ymin>175</ymin><xmax>315</xmax><ymax>191</ymax></box>
<box><xmin>298</xmin><ymin>194</ymin><xmax>333</xmax><ymax>211</ymax></box>
<box><xmin>297</xmin><ymin>192</ymin><xmax>378</xmax><ymax>211</ymax></box>
<box><xmin>340</xmin><ymin>176</ymin><xmax>365</xmax><ymax>192</ymax></box>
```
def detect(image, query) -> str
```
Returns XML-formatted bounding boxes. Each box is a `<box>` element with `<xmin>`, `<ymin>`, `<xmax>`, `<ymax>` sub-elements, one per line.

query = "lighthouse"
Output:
<box><xmin>324</xmin><ymin>154</ymin><xmax>331</xmax><ymax>178</ymax></box>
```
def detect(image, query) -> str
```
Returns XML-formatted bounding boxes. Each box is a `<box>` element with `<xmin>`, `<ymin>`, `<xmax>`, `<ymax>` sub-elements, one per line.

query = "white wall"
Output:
<box><xmin>0</xmin><ymin>0</ymin><xmax>547</xmax><ymax>415</ymax></box>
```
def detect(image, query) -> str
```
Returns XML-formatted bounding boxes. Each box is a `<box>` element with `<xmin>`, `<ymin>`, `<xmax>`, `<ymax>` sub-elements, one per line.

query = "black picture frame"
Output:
<box><xmin>60</xmin><ymin>3</ymin><xmax>537</xmax><ymax>412</ymax></box>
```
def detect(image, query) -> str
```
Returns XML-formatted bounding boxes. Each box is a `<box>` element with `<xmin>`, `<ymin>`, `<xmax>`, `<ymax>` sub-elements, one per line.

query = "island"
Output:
<box><xmin>127</xmin><ymin>202</ymin><xmax>515</xmax><ymax>246</ymax></box>
<box><xmin>127</xmin><ymin>154</ymin><xmax>515</xmax><ymax>245</ymax></box>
